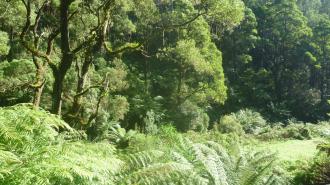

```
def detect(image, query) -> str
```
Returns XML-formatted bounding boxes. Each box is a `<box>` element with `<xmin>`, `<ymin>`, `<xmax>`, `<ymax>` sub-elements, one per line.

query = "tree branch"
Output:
<box><xmin>170</xmin><ymin>12</ymin><xmax>207</xmax><ymax>28</ymax></box>
<box><xmin>104</xmin><ymin>42</ymin><xmax>142</xmax><ymax>55</ymax></box>
<box><xmin>156</xmin><ymin>11</ymin><xmax>207</xmax><ymax>31</ymax></box>
<box><xmin>74</xmin><ymin>85</ymin><xmax>103</xmax><ymax>98</ymax></box>
<box><xmin>71</xmin><ymin>33</ymin><xmax>97</xmax><ymax>54</ymax></box>
<box><xmin>20</xmin><ymin>0</ymin><xmax>57</xmax><ymax>69</ymax></box>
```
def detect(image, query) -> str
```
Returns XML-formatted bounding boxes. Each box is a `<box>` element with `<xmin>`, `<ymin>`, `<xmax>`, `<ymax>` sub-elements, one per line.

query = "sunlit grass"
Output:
<box><xmin>257</xmin><ymin>138</ymin><xmax>325</xmax><ymax>162</ymax></box>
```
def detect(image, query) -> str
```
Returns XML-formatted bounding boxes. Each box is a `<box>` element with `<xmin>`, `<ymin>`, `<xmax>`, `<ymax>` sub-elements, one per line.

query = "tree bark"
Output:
<box><xmin>33</xmin><ymin>82</ymin><xmax>45</xmax><ymax>107</ymax></box>
<box><xmin>71</xmin><ymin>57</ymin><xmax>91</xmax><ymax>115</ymax></box>
<box><xmin>32</xmin><ymin>58</ymin><xmax>46</xmax><ymax>107</ymax></box>
<box><xmin>52</xmin><ymin>71</ymin><xmax>65</xmax><ymax>115</ymax></box>
<box><xmin>51</xmin><ymin>0</ymin><xmax>73</xmax><ymax>115</ymax></box>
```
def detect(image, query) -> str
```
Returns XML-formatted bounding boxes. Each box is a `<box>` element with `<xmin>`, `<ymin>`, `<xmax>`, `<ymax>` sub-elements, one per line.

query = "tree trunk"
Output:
<box><xmin>52</xmin><ymin>72</ymin><xmax>64</xmax><ymax>115</ymax></box>
<box><xmin>33</xmin><ymin>66</ymin><xmax>46</xmax><ymax>107</ymax></box>
<box><xmin>51</xmin><ymin>0</ymin><xmax>73</xmax><ymax>115</ymax></box>
<box><xmin>33</xmin><ymin>83</ymin><xmax>45</xmax><ymax>107</ymax></box>
<box><xmin>71</xmin><ymin>57</ymin><xmax>91</xmax><ymax>115</ymax></box>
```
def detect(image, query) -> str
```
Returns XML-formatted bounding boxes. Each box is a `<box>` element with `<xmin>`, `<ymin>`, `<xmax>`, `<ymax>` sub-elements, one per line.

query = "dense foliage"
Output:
<box><xmin>0</xmin><ymin>104</ymin><xmax>123</xmax><ymax>184</ymax></box>
<box><xmin>0</xmin><ymin>104</ymin><xmax>291</xmax><ymax>185</ymax></box>
<box><xmin>220</xmin><ymin>0</ymin><xmax>330</xmax><ymax>122</ymax></box>
<box><xmin>1</xmin><ymin>0</ymin><xmax>330</xmax><ymax>184</ymax></box>
<box><xmin>1</xmin><ymin>0</ymin><xmax>330</xmax><ymax>129</ymax></box>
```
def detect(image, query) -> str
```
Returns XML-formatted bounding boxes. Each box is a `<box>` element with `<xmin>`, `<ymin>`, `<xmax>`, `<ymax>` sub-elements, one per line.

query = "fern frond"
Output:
<box><xmin>125</xmin><ymin>150</ymin><xmax>165</xmax><ymax>169</ymax></box>
<box><xmin>0</xmin><ymin>104</ymin><xmax>124</xmax><ymax>185</ymax></box>
<box><xmin>192</xmin><ymin>143</ymin><xmax>230</xmax><ymax>185</ymax></box>
<box><xmin>119</xmin><ymin>162</ymin><xmax>208</xmax><ymax>185</ymax></box>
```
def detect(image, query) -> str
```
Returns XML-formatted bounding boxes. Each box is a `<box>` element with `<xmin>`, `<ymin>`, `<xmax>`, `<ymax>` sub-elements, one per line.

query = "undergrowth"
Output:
<box><xmin>0</xmin><ymin>104</ymin><xmax>302</xmax><ymax>185</ymax></box>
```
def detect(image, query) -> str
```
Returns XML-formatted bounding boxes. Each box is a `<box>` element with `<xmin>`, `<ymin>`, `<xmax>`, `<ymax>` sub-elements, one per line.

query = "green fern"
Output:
<box><xmin>116</xmin><ymin>135</ymin><xmax>287</xmax><ymax>185</ymax></box>
<box><xmin>0</xmin><ymin>104</ymin><xmax>289</xmax><ymax>185</ymax></box>
<box><xmin>115</xmin><ymin>141</ymin><xmax>208</xmax><ymax>185</ymax></box>
<box><xmin>0</xmin><ymin>104</ymin><xmax>123</xmax><ymax>185</ymax></box>
<box><xmin>0</xmin><ymin>147</ymin><xmax>21</xmax><ymax>180</ymax></box>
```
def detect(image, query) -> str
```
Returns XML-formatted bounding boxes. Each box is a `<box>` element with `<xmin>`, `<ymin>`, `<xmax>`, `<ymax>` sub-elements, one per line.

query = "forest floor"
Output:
<box><xmin>256</xmin><ymin>138</ymin><xmax>325</xmax><ymax>162</ymax></box>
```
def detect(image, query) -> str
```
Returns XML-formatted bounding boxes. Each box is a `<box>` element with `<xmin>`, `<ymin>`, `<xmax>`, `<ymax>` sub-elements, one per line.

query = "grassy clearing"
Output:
<box><xmin>256</xmin><ymin>138</ymin><xmax>325</xmax><ymax>162</ymax></box>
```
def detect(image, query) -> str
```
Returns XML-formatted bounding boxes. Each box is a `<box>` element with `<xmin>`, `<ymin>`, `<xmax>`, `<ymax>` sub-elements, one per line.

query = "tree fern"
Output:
<box><xmin>116</xmin><ymin>135</ymin><xmax>287</xmax><ymax>185</ymax></box>
<box><xmin>117</xmin><ymin>149</ymin><xmax>208</xmax><ymax>185</ymax></box>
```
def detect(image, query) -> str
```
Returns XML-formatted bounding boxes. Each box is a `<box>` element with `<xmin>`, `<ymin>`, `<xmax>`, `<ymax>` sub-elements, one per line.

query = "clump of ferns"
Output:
<box><xmin>116</xmin><ymin>136</ymin><xmax>288</xmax><ymax>185</ymax></box>
<box><xmin>115</xmin><ymin>137</ymin><xmax>231</xmax><ymax>185</ymax></box>
<box><xmin>195</xmin><ymin>141</ymin><xmax>288</xmax><ymax>185</ymax></box>
<box><xmin>0</xmin><ymin>104</ymin><xmax>73</xmax><ymax>150</ymax></box>
<box><xmin>0</xmin><ymin>146</ymin><xmax>21</xmax><ymax>180</ymax></box>
<box><xmin>172</xmin><ymin>138</ymin><xmax>232</xmax><ymax>184</ymax></box>
<box><xmin>234</xmin><ymin>151</ymin><xmax>288</xmax><ymax>185</ymax></box>
<box><xmin>0</xmin><ymin>104</ymin><xmax>124</xmax><ymax>185</ymax></box>
<box><xmin>115</xmin><ymin>149</ymin><xmax>208</xmax><ymax>185</ymax></box>
<box><xmin>3</xmin><ymin>142</ymin><xmax>123</xmax><ymax>185</ymax></box>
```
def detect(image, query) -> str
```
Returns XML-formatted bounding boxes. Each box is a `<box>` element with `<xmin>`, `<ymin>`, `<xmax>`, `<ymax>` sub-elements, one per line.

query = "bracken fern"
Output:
<box><xmin>0</xmin><ymin>104</ymin><xmax>123</xmax><ymax>185</ymax></box>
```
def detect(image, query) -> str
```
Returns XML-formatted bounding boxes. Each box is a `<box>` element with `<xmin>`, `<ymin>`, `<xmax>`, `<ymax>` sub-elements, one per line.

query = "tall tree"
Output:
<box><xmin>313</xmin><ymin>16</ymin><xmax>330</xmax><ymax>107</ymax></box>
<box><xmin>218</xmin><ymin>7</ymin><xmax>259</xmax><ymax>113</ymax></box>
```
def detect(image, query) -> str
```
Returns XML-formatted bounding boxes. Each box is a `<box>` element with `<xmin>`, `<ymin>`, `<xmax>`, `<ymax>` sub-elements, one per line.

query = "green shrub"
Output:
<box><xmin>144</xmin><ymin>110</ymin><xmax>160</xmax><ymax>135</ymax></box>
<box><xmin>293</xmin><ymin>151</ymin><xmax>330</xmax><ymax>184</ymax></box>
<box><xmin>257</xmin><ymin>124</ymin><xmax>284</xmax><ymax>141</ymax></box>
<box><xmin>173</xmin><ymin>101</ymin><xmax>209</xmax><ymax>132</ymax></box>
<box><xmin>310</xmin><ymin>121</ymin><xmax>330</xmax><ymax>138</ymax></box>
<box><xmin>108</xmin><ymin>124</ymin><xmax>137</xmax><ymax>149</ymax></box>
<box><xmin>0</xmin><ymin>60</ymin><xmax>36</xmax><ymax>105</ymax></box>
<box><xmin>185</xmin><ymin>131</ymin><xmax>241</xmax><ymax>152</ymax></box>
<box><xmin>284</xmin><ymin>124</ymin><xmax>312</xmax><ymax>140</ymax></box>
<box><xmin>258</xmin><ymin>123</ymin><xmax>312</xmax><ymax>141</ymax></box>
<box><xmin>0</xmin><ymin>31</ymin><xmax>9</xmax><ymax>56</ymax></box>
<box><xmin>233</xmin><ymin>109</ymin><xmax>267</xmax><ymax>134</ymax></box>
<box><xmin>158</xmin><ymin>124</ymin><xmax>183</xmax><ymax>144</ymax></box>
<box><xmin>216</xmin><ymin>109</ymin><xmax>267</xmax><ymax>135</ymax></box>
<box><xmin>214</xmin><ymin>115</ymin><xmax>244</xmax><ymax>136</ymax></box>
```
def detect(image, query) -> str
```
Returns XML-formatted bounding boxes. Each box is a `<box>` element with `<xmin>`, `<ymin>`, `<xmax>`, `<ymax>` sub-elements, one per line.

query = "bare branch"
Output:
<box><xmin>33</xmin><ymin>0</ymin><xmax>50</xmax><ymax>37</ymax></box>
